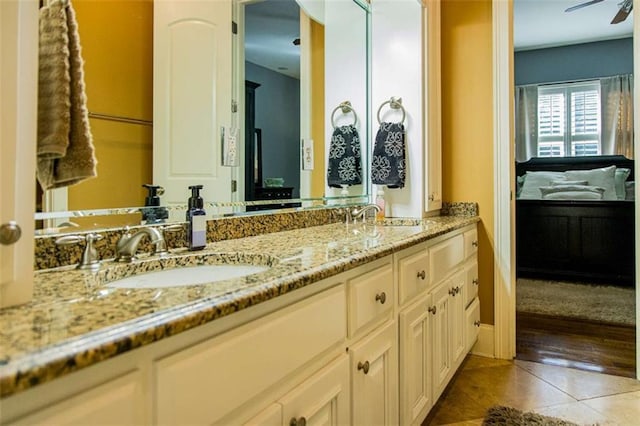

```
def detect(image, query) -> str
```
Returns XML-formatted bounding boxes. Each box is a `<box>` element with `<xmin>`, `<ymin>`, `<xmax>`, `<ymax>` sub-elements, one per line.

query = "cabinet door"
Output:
<box><xmin>431</xmin><ymin>280</ymin><xmax>451</xmax><ymax>401</ymax></box>
<box><xmin>0</xmin><ymin>0</ymin><xmax>37</xmax><ymax>308</ymax></box>
<box><xmin>350</xmin><ymin>321</ymin><xmax>398</xmax><ymax>426</ymax></box>
<box><xmin>279</xmin><ymin>356</ymin><xmax>350</xmax><ymax>426</ymax></box>
<box><xmin>450</xmin><ymin>270</ymin><xmax>467</xmax><ymax>370</ymax></box>
<box><xmin>8</xmin><ymin>372</ymin><xmax>143</xmax><ymax>426</ymax></box>
<box><xmin>399</xmin><ymin>295</ymin><xmax>432</xmax><ymax>426</ymax></box>
<box><xmin>465</xmin><ymin>298</ymin><xmax>481</xmax><ymax>353</ymax></box>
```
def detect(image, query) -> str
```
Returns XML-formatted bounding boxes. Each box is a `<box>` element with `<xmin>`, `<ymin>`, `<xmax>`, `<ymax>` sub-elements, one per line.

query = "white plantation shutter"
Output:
<box><xmin>536</xmin><ymin>81</ymin><xmax>601</xmax><ymax>157</ymax></box>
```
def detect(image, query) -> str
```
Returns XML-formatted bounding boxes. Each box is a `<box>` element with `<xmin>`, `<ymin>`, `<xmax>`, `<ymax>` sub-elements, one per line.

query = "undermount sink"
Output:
<box><xmin>106</xmin><ymin>264</ymin><xmax>271</xmax><ymax>289</ymax></box>
<box><xmin>102</xmin><ymin>252</ymin><xmax>276</xmax><ymax>289</ymax></box>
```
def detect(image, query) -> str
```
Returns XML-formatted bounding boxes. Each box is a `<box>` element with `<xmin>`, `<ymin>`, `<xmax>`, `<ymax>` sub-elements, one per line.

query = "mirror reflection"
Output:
<box><xmin>35</xmin><ymin>0</ymin><xmax>370</xmax><ymax>233</ymax></box>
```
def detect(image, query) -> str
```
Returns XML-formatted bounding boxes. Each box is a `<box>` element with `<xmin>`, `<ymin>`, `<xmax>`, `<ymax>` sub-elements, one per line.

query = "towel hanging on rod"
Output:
<box><xmin>372</xmin><ymin>97</ymin><xmax>406</xmax><ymax>188</ymax></box>
<box><xmin>327</xmin><ymin>101</ymin><xmax>362</xmax><ymax>188</ymax></box>
<box><xmin>37</xmin><ymin>0</ymin><xmax>97</xmax><ymax>190</ymax></box>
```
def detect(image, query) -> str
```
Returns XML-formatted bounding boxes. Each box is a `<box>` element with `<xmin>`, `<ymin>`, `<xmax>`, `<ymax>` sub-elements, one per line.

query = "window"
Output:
<box><xmin>537</xmin><ymin>81</ymin><xmax>601</xmax><ymax>157</ymax></box>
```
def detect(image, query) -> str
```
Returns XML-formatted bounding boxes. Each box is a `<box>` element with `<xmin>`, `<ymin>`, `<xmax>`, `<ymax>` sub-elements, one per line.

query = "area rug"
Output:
<box><xmin>482</xmin><ymin>405</ymin><xmax>579</xmax><ymax>426</ymax></box>
<box><xmin>516</xmin><ymin>278</ymin><xmax>635</xmax><ymax>326</ymax></box>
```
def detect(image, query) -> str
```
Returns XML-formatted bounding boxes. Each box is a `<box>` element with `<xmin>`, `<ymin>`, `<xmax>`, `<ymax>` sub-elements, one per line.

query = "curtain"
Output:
<box><xmin>600</xmin><ymin>74</ymin><xmax>634</xmax><ymax>159</ymax></box>
<box><xmin>515</xmin><ymin>85</ymin><xmax>538</xmax><ymax>161</ymax></box>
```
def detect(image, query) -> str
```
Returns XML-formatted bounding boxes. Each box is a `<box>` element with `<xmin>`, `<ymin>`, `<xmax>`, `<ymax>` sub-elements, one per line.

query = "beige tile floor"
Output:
<box><xmin>426</xmin><ymin>355</ymin><xmax>640</xmax><ymax>425</ymax></box>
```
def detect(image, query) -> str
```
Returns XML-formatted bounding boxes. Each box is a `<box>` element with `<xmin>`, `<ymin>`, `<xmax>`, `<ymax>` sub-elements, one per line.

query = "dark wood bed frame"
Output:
<box><xmin>516</xmin><ymin>155</ymin><xmax>635</xmax><ymax>286</ymax></box>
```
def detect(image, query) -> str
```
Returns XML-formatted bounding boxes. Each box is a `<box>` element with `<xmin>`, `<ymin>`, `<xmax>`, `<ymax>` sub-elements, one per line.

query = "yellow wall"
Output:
<box><xmin>310</xmin><ymin>20</ymin><xmax>326</xmax><ymax>198</ymax></box>
<box><xmin>69</xmin><ymin>0</ymin><xmax>153</xmax><ymax>221</ymax></box>
<box><xmin>441</xmin><ymin>0</ymin><xmax>495</xmax><ymax>324</ymax></box>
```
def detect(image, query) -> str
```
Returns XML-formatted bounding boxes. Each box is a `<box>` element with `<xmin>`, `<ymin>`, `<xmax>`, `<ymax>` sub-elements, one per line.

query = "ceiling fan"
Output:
<box><xmin>565</xmin><ymin>0</ymin><xmax>633</xmax><ymax>24</ymax></box>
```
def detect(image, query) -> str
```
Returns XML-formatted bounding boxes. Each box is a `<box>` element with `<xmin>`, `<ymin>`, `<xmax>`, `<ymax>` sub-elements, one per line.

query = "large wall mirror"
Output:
<box><xmin>35</xmin><ymin>0</ymin><xmax>370</xmax><ymax>233</ymax></box>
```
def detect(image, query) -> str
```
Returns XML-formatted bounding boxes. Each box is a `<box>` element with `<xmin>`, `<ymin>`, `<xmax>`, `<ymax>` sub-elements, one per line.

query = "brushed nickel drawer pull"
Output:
<box><xmin>428</xmin><ymin>305</ymin><xmax>437</xmax><ymax>315</ymax></box>
<box><xmin>472</xmin><ymin>240</ymin><xmax>479</xmax><ymax>248</ymax></box>
<box><xmin>290</xmin><ymin>416</ymin><xmax>307</xmax><ymax>426</ymax></box>
<box><xmin>474</xmin><ymin>320</ymin><xmax>481</xmax><ymax>327</ymax></box>
<box><xmin>375</xmin><ymin>292</ymin><xmax>387</xmax><ymax>304</ymax></box>
<box><xmin>357</xmin><ymin>360</ymin><xmax>370</xmax><ymax>374</ymax></box>
<box><xmin>448</xmin><ymin>288</ymin><xmax>456</xmax><ymax>296</ymax></box>
<box><xmin>417</xmin><ymin>270</ymin><xmax>426</xmax><ymax>280</ymax></box>
<box><xmin>454</xmin><ymin>286</ymin><xmax>460</xmax><ymax>295</ymax></box>
<box><xmin>473</xmin><ymin>278</ymin><xmax>479</xmax><ymax>285</ymax></box>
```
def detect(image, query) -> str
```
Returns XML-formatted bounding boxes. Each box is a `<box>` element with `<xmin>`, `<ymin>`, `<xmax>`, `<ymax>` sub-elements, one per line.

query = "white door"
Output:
<box><xmin>350</xmin><ymin>321</ymin><xmax>398</xmax><ymax>426</ymax></box>
<box><xmin>399</xmin><ymin>294</ymin><xmax>433</xmax><ymax>426</ymax></box>
<box><xmin>154</xmin><ymin>0</ymin><xmax>233</xmax><ymax>214</ymax></box>
<box><xmin>0</xmin><ymin>0</ymin><xmax>37</xmax><ymax>308</ymax></box>
<box><xmin>450</xmin><ymin>269</ymin><xmax>467</xmax><ymax>369</ymax></box>
<box><xmin>279</xmin><ymin>355</ymin><xmax>350</xmax><ymax>426</ymax></box>
<box><xmin>431</xmin><ymin>280</ymin><xmax>451</xmax><ymax>400</ymax></box>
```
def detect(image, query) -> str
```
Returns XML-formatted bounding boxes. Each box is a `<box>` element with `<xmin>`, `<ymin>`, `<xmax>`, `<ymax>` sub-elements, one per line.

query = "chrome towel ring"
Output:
<box><xmin>377</xmin><ymin>97</ymin><xmax>406</xmax><ymax>125</ymax></box>
<box><xmin>331</xmin><ymin>101</ymin><xmax>358</xmax><ymax>129</ymax></box>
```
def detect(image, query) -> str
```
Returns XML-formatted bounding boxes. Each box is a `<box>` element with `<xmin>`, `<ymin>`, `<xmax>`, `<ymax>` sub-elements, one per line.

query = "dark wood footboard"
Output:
<box><xmin>516</xmin><ymin>199</ymin><xmax>635</xmax><ymax>286</ymax></box>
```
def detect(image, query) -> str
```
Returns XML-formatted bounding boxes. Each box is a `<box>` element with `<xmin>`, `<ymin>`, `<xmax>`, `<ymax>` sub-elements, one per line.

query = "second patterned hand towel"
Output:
<box><xmin>327</xmin><ymin>124</ymin><xmax>362</xmax><ymax>188</ymax></box>
<box><xmin>371</xmin><ymin>122</ymin><xmax>406</xmax><ymax>188</ymax></box>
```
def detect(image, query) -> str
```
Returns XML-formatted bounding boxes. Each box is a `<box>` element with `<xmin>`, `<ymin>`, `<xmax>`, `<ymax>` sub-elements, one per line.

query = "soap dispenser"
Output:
<box><xmin>141</xmin><ymin>184</ymin><xmax>169</xmax><ymax>224</ymax></box>
<box><xmin>186</xmin><ymin>185</ymin><xmax>207</xmax><ymax>251</ymax></box>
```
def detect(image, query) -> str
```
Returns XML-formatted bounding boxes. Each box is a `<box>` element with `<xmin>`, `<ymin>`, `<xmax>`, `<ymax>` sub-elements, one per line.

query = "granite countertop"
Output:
<box><xmin>0</xmin><ymin>216</ymin><xmax>478</xmax><ymax>398</ymax></box>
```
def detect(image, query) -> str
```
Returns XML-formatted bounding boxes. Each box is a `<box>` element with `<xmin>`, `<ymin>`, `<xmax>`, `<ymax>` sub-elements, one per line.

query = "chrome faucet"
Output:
<box><xmin>115</xmin><ymin>226</ymin><xmax>168</xmax><ymax>262</ymax></box>
<box><xmin>345</xmin><ymin>204</ymin><xmax>381</xmax><ymax>224</ymax></box>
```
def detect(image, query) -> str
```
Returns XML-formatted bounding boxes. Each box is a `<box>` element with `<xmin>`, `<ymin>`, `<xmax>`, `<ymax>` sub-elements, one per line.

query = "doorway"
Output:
<box><xmin>495</xmin><ymin>0</ymin><xmax>639</xmax><ymax>377</ymax></box>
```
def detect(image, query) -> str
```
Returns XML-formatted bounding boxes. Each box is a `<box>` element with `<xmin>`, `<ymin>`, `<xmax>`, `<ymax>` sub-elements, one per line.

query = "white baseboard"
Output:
<box><xmin>470</xmin><ymin>324</ymin><xmax>495</xmax><ymax>358</ymax></box>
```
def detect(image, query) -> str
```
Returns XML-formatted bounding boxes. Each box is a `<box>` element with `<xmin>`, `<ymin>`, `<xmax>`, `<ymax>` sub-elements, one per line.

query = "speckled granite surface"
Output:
<box><xmin>35</xmin><ymin>208</ymin><xmax>345</xmax><ymax>270</ymax></box>
<box><xmin>441</xmin><ymin>202</ymin><xmax>479</xmax><ymax>217</ymax></box>
<box><xmin>3</xmin><ymin>215</ymin><xmax>478</xmax><ymax>399</ymax></box>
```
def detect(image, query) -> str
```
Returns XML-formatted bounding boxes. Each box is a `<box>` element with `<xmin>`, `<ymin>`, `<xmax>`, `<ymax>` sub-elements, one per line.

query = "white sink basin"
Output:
<box><xmin>106</xmin><ymin>264</ymin><xmax>271</xmax><ymax>289</ymax></box>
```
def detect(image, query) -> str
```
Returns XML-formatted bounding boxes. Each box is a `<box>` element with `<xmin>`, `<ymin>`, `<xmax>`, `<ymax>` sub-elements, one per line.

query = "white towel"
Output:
<box><xmin>37</xmin><ymin>0</ymin><xmax>97</xmax><ymax>190</ymax></box>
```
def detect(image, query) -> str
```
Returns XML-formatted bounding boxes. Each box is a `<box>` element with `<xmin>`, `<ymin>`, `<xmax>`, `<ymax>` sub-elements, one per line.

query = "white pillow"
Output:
<box><xmin>615</xmin><ymin>168</ymin><xmax>631</xmax><ymax>200</ymax></box>
<box><xmin>519</xmin><ymin>171</ymin><xmax>566</xmax><ymax>199</ymax></box>
<box><xmin>543</xmin><ymin>191</ymin><xmax>604</xmax><ymax>200</ymax></box>
<box><xmin>539</xmin><ymin>184</ymin><xmax>605</xmax><ymax>198</ymax></box>
<box><xmin>550</xmin><ymin>180</ymin><xmax>588</xmax><ymax>186</ymax></box>
<box><xmin>565</xmin><ymin>166</ymin><xmax>617</xmax><ymax>200</ymax></box>
<box><xmin>625</xmin><ymin>181</ymin><xmax>635</xmax><ymax>201</ymax></box>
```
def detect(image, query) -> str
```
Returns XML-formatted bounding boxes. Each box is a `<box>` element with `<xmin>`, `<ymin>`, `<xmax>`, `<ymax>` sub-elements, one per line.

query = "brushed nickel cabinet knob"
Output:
<box><xmin>428</xmin><ymin>305</ymin><xmax>437</xmax><ymax>314</ymax></box>
<box><xmin>357</xmin><ymin>360</ymin><xmax>370</xmax><ymax>374</ymax></box>
<box><xmin>375</xmin><ymin>292</ymin><xmax>386</xmax><ymax>304</ymax></box>
<box><xmin>0</xmin><ymin>221</ymin><xmax>21</xmax><ymax>245</ymax></box>
<box><xmin>417</xmin><ymin>270</ymin><xmax>426</xmax><ymax>280</ymax></box>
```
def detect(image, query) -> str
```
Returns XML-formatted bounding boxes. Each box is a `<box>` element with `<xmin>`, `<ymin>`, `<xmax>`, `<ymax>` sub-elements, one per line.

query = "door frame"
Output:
<box><xmin>492</xmin><ymin>0</ymin><xmax>640</xmax><ymax>376</ymax></box>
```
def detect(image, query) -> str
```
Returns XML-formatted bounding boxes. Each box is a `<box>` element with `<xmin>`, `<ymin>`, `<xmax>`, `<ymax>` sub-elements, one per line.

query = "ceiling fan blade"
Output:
<box><xmin>565</xmin><ymin>0</ymin><xmax>605</xmax><ymax>13</ymax></box>
<box><xmin>611</xmin><ymin>1</ymin><xmax>633</xmax><ymax>24</ymax></box>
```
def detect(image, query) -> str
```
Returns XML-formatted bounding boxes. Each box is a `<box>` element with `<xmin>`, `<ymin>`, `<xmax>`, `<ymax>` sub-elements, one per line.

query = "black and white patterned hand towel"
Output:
<box><xmin>327</xmin><ymin>124</ymin><xmax>362</xmax><ymax>188</ymax></box>
<box><xmin>371</xmin><ymin>122</ymin><xmax>406</xmax><ymax>188</ymax></box>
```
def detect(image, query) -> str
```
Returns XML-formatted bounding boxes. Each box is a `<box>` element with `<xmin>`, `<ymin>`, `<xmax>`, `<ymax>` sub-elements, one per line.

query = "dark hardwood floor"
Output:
<box><xmin>516</xmin><ymin>312</ymin><xmax>636</xmax><ymax>378</ymax></box>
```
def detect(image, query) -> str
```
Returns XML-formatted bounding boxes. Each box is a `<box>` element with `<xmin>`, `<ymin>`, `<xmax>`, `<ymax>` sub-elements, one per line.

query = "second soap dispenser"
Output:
<box><xmin>186</xmin><ymin>185</ymin><xmax>207</xmax><ymax>250</ymax></box>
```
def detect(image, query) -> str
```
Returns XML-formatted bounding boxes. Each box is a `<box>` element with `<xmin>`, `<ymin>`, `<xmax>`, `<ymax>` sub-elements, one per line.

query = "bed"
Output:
<box><xmin>515</xmin><ymin>155</ymin><xmax>635</xmax><ymax>287</ymax></box>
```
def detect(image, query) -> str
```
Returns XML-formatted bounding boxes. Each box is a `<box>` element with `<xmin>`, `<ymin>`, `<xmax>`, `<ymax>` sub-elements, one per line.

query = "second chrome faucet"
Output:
<box><xmin>345</xmin><ymin>204</ymin><xmax>381</xmax><ymax>224</ymax></box>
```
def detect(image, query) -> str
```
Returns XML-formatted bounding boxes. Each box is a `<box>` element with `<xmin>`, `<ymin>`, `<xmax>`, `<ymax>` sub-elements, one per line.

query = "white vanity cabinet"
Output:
<box><xmin>396</xmin><ymin>224</ymin><xmax>480</xmax><ymax>424</ymax></box>
<box><xmin>1</xmin><ymin>224</ymin><xmax>479</xmax><ymax>426</ymax></box>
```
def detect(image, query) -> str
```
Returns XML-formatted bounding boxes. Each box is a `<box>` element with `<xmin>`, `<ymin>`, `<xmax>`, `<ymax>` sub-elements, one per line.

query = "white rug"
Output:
<box><xmin>516</xmin><ymin>278</ymin><xmax>636</xmax><ymax>326</ymax></box>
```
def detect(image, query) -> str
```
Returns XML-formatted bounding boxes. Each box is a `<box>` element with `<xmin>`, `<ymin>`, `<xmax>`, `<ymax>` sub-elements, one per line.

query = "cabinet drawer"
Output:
<box><xmin>463</xmin><ymin>228</ymin><xmax>478</xmax><ymax>259</ymax></box>
<box><xmin>429</xmin><ymin>234</ymin><xmax>464</xmax><ymax>285</ymax></box>
<box><xmin>155</xmin><ymin>285</ymin><xmax>346</xmax><ymax>425</ymax></box>
<box><xmin>348</xmin><ymin>263</ymin><xmax>394</xmax><ymax>337</ymax></box>
<box><xmin>465</xmin><ymin>260</ymin><xmax>479</xmax><ymax>308</ymax></box>
<box><xmin>465</xmin><ymin>298</ymin><xmax>480</xmax><ymax>352</ymax></box>
<box><xmin>397</xmin><ymin>246</ymin><xmax>430</xmax><ymax>306</ymax></box>
<box><xmin>9</xmin><ymin>371</ymin><xmax>143</xmax><ymax>426</ymax></box>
